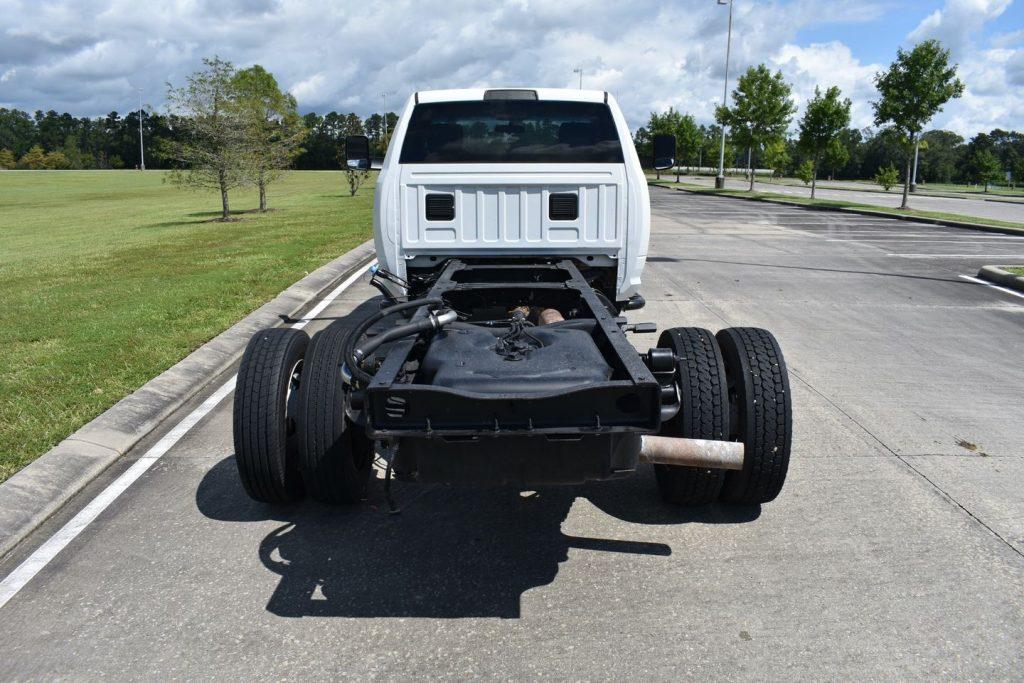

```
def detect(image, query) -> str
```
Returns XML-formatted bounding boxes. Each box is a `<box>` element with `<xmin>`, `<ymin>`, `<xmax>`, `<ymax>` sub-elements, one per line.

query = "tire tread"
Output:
<box><xmin>233</xmin><ymin>328</ymin><xmax>307</xmax><ymax>503</ymax></box>
<box><xmin>655</xmin><ymin>327</ymin><xmax>729</xmax><ymax>505</ymax></box>
<box><xmin>717</xmin><ymin>327</ymin><xmax>791</xmax><ymax>505</ymax></box>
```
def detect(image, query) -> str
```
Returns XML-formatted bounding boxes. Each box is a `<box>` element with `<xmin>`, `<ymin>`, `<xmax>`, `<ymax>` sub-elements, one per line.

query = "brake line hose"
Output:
<box><xmin>342</xmin><ymin>296</ymin><xmax>447</xmax><ymax>385</ymax></box>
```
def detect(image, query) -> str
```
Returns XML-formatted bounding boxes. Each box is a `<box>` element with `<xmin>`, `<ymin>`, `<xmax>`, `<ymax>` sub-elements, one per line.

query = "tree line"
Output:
<box><xmin>635</xmin><ymin>39</ymin><xmax>1022</xmax><ymax>206</ymax></box>
<box><xmin>0</xmin><ymin>106</ymin><xmax>397</xmax><ymax>172</ymax></box>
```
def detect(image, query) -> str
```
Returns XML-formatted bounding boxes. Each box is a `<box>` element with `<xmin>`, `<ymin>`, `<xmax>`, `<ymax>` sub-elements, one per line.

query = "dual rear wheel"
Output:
<box><xmin>655</xmin><ymin>326</ymin><xmax>792</xmax><ymax>506</ymax></box>
<box><xmin>233</xmin><ymin>323</ymin><xmax>373</xmax><ymax>505</ymax></box>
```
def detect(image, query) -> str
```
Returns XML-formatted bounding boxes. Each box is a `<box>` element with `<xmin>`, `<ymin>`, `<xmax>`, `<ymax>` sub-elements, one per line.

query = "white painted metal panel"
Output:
<box><xmin>374</xmin><ymin>89</ymin><xmax>650</xmax><ymax>301</ymax></box>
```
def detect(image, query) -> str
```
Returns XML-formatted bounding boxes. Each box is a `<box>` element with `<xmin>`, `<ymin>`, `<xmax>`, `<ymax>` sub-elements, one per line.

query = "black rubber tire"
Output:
<box><xmin>716</xmin><ymin>327</ymin><xmax>792</xmax><ymax>505</ymax></box>
<box><xmin>654</xmin><ymin>327</ymin><xmax>730</xmax><ymax>505</ymax></box>
<box><xmin>233</xmin><ymin>327</ymin><xmax>308</xmax><ymax>504</ymax></box>
<box><xmin>297</xmin><ymin>321</ymin><xmax>375</xmax><ymax>503</ymax></box>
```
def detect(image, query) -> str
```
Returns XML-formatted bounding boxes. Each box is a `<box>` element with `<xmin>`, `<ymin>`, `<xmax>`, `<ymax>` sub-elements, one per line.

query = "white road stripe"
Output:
<box><xmin>832</xmin><ymin>239</ymin><xmax>1024</xmax><ymax>244</ymax></box>
<box><xmin>0</xmin><ymin>261</ymin><xmax>376</xmax><ymax>610</ymax></box>
<box><xmin>291</xmin><ymin>261</ymin><xmax>376</xmax><ymax>330</ymax></box>
<box><xmin>886</xmin><ymin>254</ymin><xmax>1024</xmax><ymax>259</ymax></box>
<box><xmin>958</xmin><ymin>274</ymin><xmax>1024</xmax><ymax>301</ymax></box>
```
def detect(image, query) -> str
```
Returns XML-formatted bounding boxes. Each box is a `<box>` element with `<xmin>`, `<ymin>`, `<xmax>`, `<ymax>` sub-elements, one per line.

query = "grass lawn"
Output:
<box><xmin>648</xmin><ymin>179</ymin><xmax>1024</xmax><ymax>232</ymax></box>
<box><xmin>900</xmin><ymin>182</ymin><xmax>1023</xmax><ymax>198</ymax></box>
<box><xmin>0</xmin><ymin>170</ymin><xmax>373</xmax><ymax>482</ymax></box>
<box><xmin>1007</xmin><ymin>267</ymin><xmax>1024</xmax><ymax>276</ymax></box>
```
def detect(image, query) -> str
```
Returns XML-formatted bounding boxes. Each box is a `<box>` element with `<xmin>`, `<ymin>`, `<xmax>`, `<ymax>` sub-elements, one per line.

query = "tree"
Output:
<box><xmin>231</xmin><ymin>65</ymin><xmax>307</xmax><ymax>211</ymax></box>
<box><xmin>918</xmin><ymin>130</ymin><xmax>964</xmax><ymax>184</ymax></box>
<box><xmin>761</xmin><ymin>139</ymin><xmax>790</xmax><ymax>181</ymax></box>
<box><xmin>832</xmin><ymin>127</ymin><xmax>864</xmax><ymax>179</ymax></box>
<box><xmin>966</xmin><ymin>148</ymin><xmax>1003</xmax><ymax>192</ymax></box>
<box><xmin>874</xmin><ymin>164</ymin><xmax>899</xmax><ymax>191</ymax></box>
<box><xmin>17</xmin><ymin>145</ymin><xmax>47</xmax><ymax>169</ymax></box>
<box><xmin>872</xmin><ymin>39</ymin><xmax>964</xmax><ymax>209</ymax></box>
<box><xmin>165</xmin><ymin>57</ymin><xmax>248</xmax><ymax>220</ymax></box>
<box><xmin>0</xmin><ymin>148</ymin><xmax>15</xmax><ymax>169</ymax></box>
<box><xmin>823</xmin><ymin>137</ymin><xmax>850</xmax><ymax>181</ymax></box>
<box><xmin>716</xmin><ymin>65</ymin><xmax>796</xmax><ymax>191</ymax></box>
<box><xmin>797</xmin><ymin>86</ymin><xmax>851</xmax><ymax>199</ymax></box>
<box><xmin>795</xmin><ymin>160</ymin><xmax>815</xmax><ymax>186</ymax></box>
<box><xmin>42</xmin><ymin>150</ymin><xmax>70</xmax><ymax>169</ymax></box>
<box><xmin>1011</xmin><ymin>153</ymin><xmax>1024</xmax><ymax>189</ymax></box>
<box><xmin>697</xmin><ymin>124</ymin><xmax>732</xmax><ymax>174</ymax></box>
<box><xmin>675</xmin><ymin>114</ymin><xmax>701</xmax><ymax>179</ymax></box>
<box><xmin>0</xmin><ymin>108</ymin><xmax>36</xmax><ymax>156</ymax></box>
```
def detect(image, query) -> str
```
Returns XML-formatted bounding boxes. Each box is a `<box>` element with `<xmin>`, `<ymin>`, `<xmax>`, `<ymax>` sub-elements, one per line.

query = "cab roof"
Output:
<box><xmin>414</xmin><ymin>88</ymin><xmax>609</xmax><ymax>104</ymax></box>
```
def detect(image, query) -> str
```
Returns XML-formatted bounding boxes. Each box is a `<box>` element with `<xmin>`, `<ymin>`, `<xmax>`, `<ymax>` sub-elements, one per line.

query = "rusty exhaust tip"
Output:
<box><xmin>639</xmin><ymin>435</ymin><xmax>744</xmax><ymax>470</ymax></box>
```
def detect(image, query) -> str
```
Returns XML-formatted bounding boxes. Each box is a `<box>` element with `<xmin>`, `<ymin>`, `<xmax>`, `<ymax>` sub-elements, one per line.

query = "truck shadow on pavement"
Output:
<box><xmin>196</xmin><ymin>458</ymin><xmax>760</xmax><ymax>619</ymax></box>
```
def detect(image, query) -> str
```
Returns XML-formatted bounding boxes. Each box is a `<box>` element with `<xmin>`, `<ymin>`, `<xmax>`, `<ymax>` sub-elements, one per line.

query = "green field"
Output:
<box><xmin>0</xmin><ymin>170</ymin><xmax>373</xmax><ymax>482</ymax></box>
<box><xmin>1008</xmin><ymin>267</ymin><xmax>1024</xmax><ymax>276</ymax></box>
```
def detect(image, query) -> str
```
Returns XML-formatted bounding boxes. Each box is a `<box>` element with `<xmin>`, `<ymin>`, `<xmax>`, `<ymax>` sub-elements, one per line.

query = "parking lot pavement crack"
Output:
<box><xmin>791</xmin><ymin>370</ymin><xmax>1024</xmax><ymax>563</ymax></box>
<box><xmin>894</xmin><ymin>456</ymin><xmax>1024</xmax><ymax>561</ymax></box>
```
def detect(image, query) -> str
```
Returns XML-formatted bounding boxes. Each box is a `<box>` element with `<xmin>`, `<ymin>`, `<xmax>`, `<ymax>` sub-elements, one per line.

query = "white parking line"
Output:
<box><xmin>958</xmin><ymin>274</ymin><xmax>1024</xmax><ymax>301</ymax></box>
<box><xmin>886</xmin><ymin>254</ymin><xmax>1024</xmax><ymax>259</ymax></box>
<box><xmin>0</xmin><ymin>261</ymin><xmax>376</xmax><ymax>610</ymax></box>
<box><xmin>834</xmin><ymin>239</ymin><xmax>1024</xmax><ymax>244</ymax></box>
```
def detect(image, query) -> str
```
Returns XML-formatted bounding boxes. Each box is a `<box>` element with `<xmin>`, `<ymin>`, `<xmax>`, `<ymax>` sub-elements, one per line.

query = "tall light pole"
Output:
<box><xmin>137</xmin><ymin>87</ymin><xmax>145</xmax><ymax>171</ymax></box>
<box><xmin>715</xmin><ymin>0</ymin><xmax>734</xmax><ymax>190</ymax></box>
<box><xmin>573</xmin><ymin>67</ymin><xmax>583</xmax><ymax>90</ymax></box>
<box><xmin>379</xmin><ymin>91</ymin><xmax>395</xmax><ymax>138</ymax></box>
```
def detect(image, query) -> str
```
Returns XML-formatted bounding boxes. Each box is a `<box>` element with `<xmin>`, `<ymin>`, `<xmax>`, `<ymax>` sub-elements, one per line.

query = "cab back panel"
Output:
<box><xmin>374</xmin><ymin>89</ymin><xmax>650</xmax><ymax>301</ymax></box>
<box><xmin>399</xmin><ymin>165</ymin><xmax>625</xmax><ymax>253</ymax></box>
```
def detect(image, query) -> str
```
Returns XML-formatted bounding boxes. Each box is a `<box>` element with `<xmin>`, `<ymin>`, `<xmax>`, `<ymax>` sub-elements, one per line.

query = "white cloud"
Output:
<box><xmin>0</xmin><ymin>0</ymin><xmax>1019</xmax><ymax>139</ymax></box>
<box><xmin>901</xmin><ymin>0</ymin><xmax>1023</xmax><ymax>137</ymax></box>
<box><xmin>770</xmin><ymin>42</ymin><xmax>881</xmax><ymax>129</ymax></box>
<box><xmin>908</xmin><ymin>0</ymin><xmax>1012</xmax><ymax>55</ymax></box>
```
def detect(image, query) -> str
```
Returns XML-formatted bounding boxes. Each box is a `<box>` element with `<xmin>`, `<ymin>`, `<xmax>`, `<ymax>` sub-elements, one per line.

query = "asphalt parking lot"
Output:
<box><xmin>1</xmin><ymin>188</ymin><xmax>1023</xmax><ymax>679</ymax></box>
<box><xmin>681</xmin><ymin>174</ymin><xmax>1024</xmax><ymax>224</ymax></box>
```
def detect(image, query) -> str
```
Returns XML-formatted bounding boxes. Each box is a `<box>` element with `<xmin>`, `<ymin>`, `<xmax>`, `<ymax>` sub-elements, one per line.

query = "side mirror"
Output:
<box><xmin>345</xmin><ymin>135</ymin><xmax>371</xmax><ymax>170</ymax></box>
<box><xmin>652</xmin><ymin>134</ymin><xmax>676</xmax><ymax>170</ymax></box>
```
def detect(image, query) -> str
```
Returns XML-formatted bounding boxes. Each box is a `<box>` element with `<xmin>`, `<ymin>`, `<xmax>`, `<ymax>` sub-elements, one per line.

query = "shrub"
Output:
<box><xmin>874</xmin><ymin>164</ymin><xmax>900</xmax><ymax>191</ymax></box>
<box><xmin>795</xmin><ymin>160</ymin><xmax>814</xmax><ymax>186</ymax></box>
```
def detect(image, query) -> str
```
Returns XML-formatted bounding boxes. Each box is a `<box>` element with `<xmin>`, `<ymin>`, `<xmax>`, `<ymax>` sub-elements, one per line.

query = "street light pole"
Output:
<box><xmin>573</xmin><ymin>67</ymin><xmax>583</xmax><ymax>89</ymax></box>
<box><xmin>715</xmin><ymin>0</ymin><xmax>733</xmax><ymax>190</ymax></box>
<box><xmin>379</xmin><ymin>91</ymin><xmax>391</xmax><ymax>139</ymax></box>
<box><xmin>378</xmin><ymin>90</ymin><xmax>395</xmax><ymax>159</ymax></box>
<box><xmin>137</xmin><ymin>88</ymin><xmax>145</xmax><ymax>171</ymax></box>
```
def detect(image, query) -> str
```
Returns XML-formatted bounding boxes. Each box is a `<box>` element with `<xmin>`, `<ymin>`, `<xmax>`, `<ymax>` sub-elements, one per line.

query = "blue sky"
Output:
<box><xmin>796</xmin><ymin>0</ymin><xmax>1023</xmax><ymax>63</ymax></box>
<box><xmin>0</xmin><ymin>0</ymin><xmax>1021</xmax><ymax>137</ymax></box>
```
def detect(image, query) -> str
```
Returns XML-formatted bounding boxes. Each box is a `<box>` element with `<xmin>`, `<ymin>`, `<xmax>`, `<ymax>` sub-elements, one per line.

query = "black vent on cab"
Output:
<box><xmin>549</xmin><ymin>193</ymin><xmax>578</xmax><ymax>221</ymax></box>
<box><xmin>425</xmin><ymin>194</ymin><xmax>455</xmax><ymax>221</ymax></box>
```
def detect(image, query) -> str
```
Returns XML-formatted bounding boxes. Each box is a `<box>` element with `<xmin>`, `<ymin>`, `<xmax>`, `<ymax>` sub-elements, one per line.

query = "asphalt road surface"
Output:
<box><xmin>2</xmin><ymin>188</ymin><xmax>1023</xmax><ymax>679</ymax></box>
<box><xmin>679</xmin><ymin>174</ymin><xmax>1024</xmax><ymax>224</ymax></box>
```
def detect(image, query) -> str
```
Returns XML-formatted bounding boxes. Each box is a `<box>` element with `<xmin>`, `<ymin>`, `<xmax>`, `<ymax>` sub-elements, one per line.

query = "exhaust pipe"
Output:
<box><xmin>639</xmin><ymin>435</ymin><xmax>744</xmax><ymax>470</ymax></box>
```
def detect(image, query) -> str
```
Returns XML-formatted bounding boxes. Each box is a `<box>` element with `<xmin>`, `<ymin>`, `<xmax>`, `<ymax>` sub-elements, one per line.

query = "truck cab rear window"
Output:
<box><xmin>399</xmin><ymin>100</ymin><xmax>624</xmax><ymax>164</ymax></box>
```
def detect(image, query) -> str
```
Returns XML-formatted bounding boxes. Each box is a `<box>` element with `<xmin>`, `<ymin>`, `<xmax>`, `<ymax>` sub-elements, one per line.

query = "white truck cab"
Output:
<box><xmin>371</xmin><ymin>88</ymin><xmax>650</xmax><ymax>303</ymax></box>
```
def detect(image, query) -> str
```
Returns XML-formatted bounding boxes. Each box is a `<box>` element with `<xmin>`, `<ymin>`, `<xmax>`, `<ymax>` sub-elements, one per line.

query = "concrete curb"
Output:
<box><xmin>977</xmin><ymin>265</ymin><xmax>1024</xmax><ymax>293</ymax></box>
<box><xmin>651</xmin><ymin>183</ymin><xmax>1024</xmax><ymax>237</ymax></box>
<box><xmin>0</xmin><ymin>240</ymin><xmax>376</xmax><ymax>559</ymax></box>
